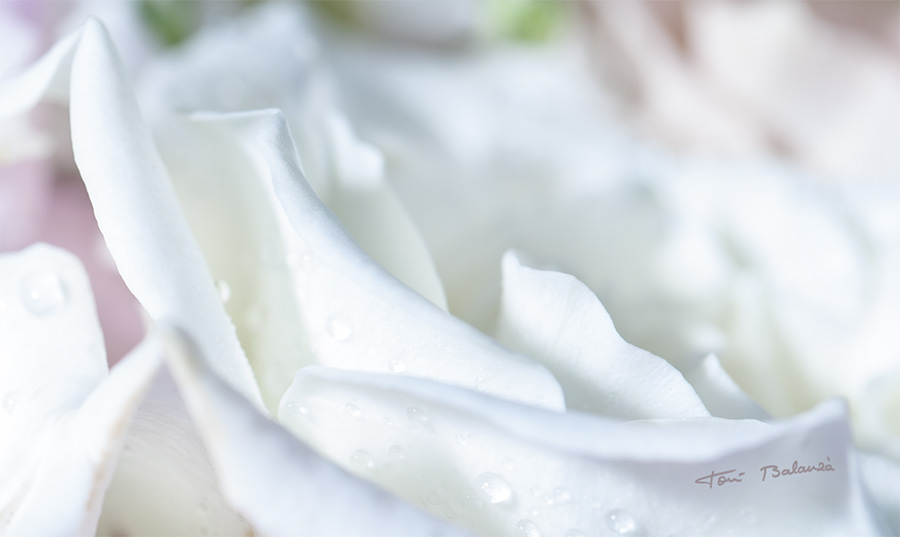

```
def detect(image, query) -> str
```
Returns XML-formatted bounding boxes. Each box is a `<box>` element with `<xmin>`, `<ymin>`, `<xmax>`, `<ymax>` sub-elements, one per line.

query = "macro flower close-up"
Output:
<box><xmin>1</xmin><ymin>1</ymin><xmax>898</xmax><ymax>536</ymax></box>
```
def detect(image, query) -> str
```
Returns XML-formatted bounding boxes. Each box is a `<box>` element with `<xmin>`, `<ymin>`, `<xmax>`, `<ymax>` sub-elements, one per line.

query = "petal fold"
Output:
<box><xmin>496</xmin><ymin>251</ymin><xmax>709</xmax><ymax>419</ymax></box>
<box><xmin>192</xmin><ymin>109</ymin><xmax>565</xmax><ymax>410</ymax></box>
<box><xmin>1</xmin><ymin>244</ymin><xmax>162</xmax><ymax>536</ymax></box>
<box><xmin>162</xmin><ymin>326</ymin><xmax>471</xmax><ymax>537</ymax></box>
<box><xmin>281</xmin><ymin>366</ymin><xmax>888</xmax><ymax>537</ymax></box>
<box><xmin>0</xmin><ymin>19</ymin><xmax>265</xmax><ymax>409</ymax></box>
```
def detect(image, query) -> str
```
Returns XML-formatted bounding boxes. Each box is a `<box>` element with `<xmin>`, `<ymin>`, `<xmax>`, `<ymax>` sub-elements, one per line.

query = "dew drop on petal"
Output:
<box><xmin>389</xmin><ymin>445</ymin><xmax>406</xmax><ymax>460</ymax></box>
<box><xmin>476</xmin><ymin>472</ymin><xmax>514</xmax><ymax>505</ymax></box>
<box><xmin>214</xmin><ymin>279</ymin><xmax>231</xmax><ymax>304</ymax></box>
<box><xmin>285</xmin><ymin>401</ymin><xmax>307</xmax><ymax>415</ymax></box>
<box><xmin>389</xmin><ymin>358</ymin><xmax>406</xmax><ymax>373</ymax></box>
<box><xmin>475</xmin><ymin>377</ymin><xmax>487</xmax><ymax>392</ymax></box>
<box><xmin>350</xmin><ymin>449</ymin><xmax>374</xmax><ymax>470</ymax></box>
<box><xmin>406</xmin><ymin>406</ymin><xmax>431</xmax><ymax>426</ymax></box>
<box><xmin>326</xmin><ymin>315</ymin><xmax>352</xmax><ymax>341</ymax></box>
<box><xmin>443</xmin><ymin>505</ymin><xmax>460</xmax><ymax>520</ymax></box>
<box><xmin>514</xmin><ymin>519</ymin><xmax>542</xmax><ymax>537</ymax></box>
<box><xmin>344</xmin><ymin>403</ymin><xmax>361</xmax><ymax>418</ymax></box>
<box><xmin>606</xmin><ymin>509</ymin><xmax>640</xmax><ymax>535</ymax></box>
<box><xmin>552</xmin><ymin>486</ymin><xmax>572</xmax><ymax>505</ymax></box>
<box><xmin>2</xmin><ymin>391</ymin><xmax>17</xmax><ymax>413</ymax></box>
<box><xmin>286</xmin><ymin>250</ymin><xmax>315</xmax><ymax>271</ymax></box>
<box><xmin>18</xmin><ymin>272</ymin><xmax>66</xmax><ymax>317</ymax></box>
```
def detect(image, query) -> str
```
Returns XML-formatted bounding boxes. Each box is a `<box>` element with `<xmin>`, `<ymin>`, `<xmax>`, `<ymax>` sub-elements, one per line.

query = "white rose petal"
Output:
<box><xmin>859</xmin><ymin>453</ymin><xmax>900</xmax><ymax>535</ymax></box>
<box><xmin>0</xmin><ymin>18</ymin><xmax>266</xmax><ymax>411</ymax></box>
<box><xmin>496</xmin><ymin>251</ymin><xmax>709</xmax><ymax>419</ymax></box>
<box><xmin>96</xmin><ymin>370</ymin><xmax>253</xmax><ymax>537</ymax></box>
<box><xmin>280</xmin><ymin>366</ymin><xmax>888</xmax><ymax>536</ymax></box>
<box><xmin>186</xmin><ymin>108</ymin><xmax>565</xmax><ymax>411</ymax></box>
<box><xmin>140</xmin><ymin>4</ymin><xmax>448</xmax><ymax>309</ymax></box>
<box><xmin>162</xmin><ymin>326</ymin><xmax>471</xmax><ymax>537</ymax></box>
<box><xmin>681</xmin><ymin>353</ymin><xmax>770</xmax><ymax>421</ymax></box>
<box><xmin>147</xmin><ymin>108</ymin><xmax>451</xmax><ymax>411</ymax></box>
<box><xmin>0</xmin><ymin>244</ymin><xmax>161</xmax><ymax>536</ymax></box>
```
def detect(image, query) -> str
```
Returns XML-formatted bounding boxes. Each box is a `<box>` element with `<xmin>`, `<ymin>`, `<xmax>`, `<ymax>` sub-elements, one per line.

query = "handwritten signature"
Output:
<box><xmin>694</xmin><ymin>457</ymin><xmax>835</xmax><ymax>489</ymax></box>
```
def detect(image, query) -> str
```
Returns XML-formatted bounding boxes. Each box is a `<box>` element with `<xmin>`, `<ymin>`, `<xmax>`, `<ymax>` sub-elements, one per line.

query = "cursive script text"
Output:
<box><xmin>760</xmin><ymin>457</ymin><xmax>835</xmax><ymax>481</ymax></box>
<box><xmin>694</xmin><ymin>469</ymin><xmax>746</xmax><ymax>489</ymax></box>
<box><xmin>694</xmin><ymin>457</ymin><xmax>835</xmax><ymax>490</ymax></box>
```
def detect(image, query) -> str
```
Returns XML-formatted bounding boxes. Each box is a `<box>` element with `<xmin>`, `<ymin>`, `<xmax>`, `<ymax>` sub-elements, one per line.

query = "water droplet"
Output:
<box><xmin>350</xmin><ymin>450</ymin><xmax>374</xmax><ymax>470</ymax></box>
<box><xmin>565</xmin><ymin>530</ymin><xmax>587</xmax><ymax>537</ymax></box>
<box><xmin>443</xmin><ymin>505</ymin><xmax>460</xmax><ymax>520</ymax></box>
<box><xmin>383</xmin><ymin>417</ymin><xmax>393</xmax><ymax>426</ymax></box>
<box><xmin>406</xmin><ymin>406</ymin><xmax>431</xmax><ymax>426</ymax></box>
<box><xmin>476</xmin><ymin>472</ymin><xmax>514</xmax><ymax>506</ymax></box>
<box><xmin>389</xmin><ymin>445</ymin><xmax>406</xmax><ymax>460</ymax></box>
<box><xmin>514</xmin><ymin>519</ymin><xmax>542</xmax><ymax>537</ymax></box>
<box><xmin>606</xmin><ymin>509</ymin><xmax>640</xmax><ymax>535</ymax></box>
<box><xmin>214</xmin><ymin>279</ymin><xmax>231</xmax><ymax>304</ymax></box>
<box><xmin>286</xmin><ymin>250</ymin><xmax>315</xmax><ymax>271</ymax></box>
<box><xmin>475</xmin><ymin>377</ymin><xmax>487</xmax><ymax>391</ymax></box>
<box><xmin>502</xmin><ymin>457</ymin><xmax>515</xmax><ymax>470</ymax></box>
<box><xmin>18</xmin><ymin>272</ymin><xmax>66</xmax><ymax>317</ymax></box>
<box><xmin>344</xmin><ymin>403</ymin><xmax>361</xmax><ymax>418</ymax></box>
<box><xmin>285</xmin><ymin>401</ymin><xmax>307</xmax><ymax>415</ymax></box>
<box><xmin>389</xmin><ymin>358</ymin><xmax>406</xmax><ymax>373</ymax></box>
<box><xmin>455</xmin><ymin>433</ymin><xmax>468</xmax><ymax>446</ymax></box>
<box><xmin>326</xmin><ymin>315</ymin><xmax>352</xmax><ymax>341</ymax></box>
<box><xmin>463</xmin><ymin>487</ymin><xmax>485</xmax><ymax>508</ymax></box>
<box><xmin>551</xmin><ymin>486</ymin><xmax>572</xmax><ymax>505</ymax></box>
<box><xmin>2</xmin><ymin>391</ymin><xmax>18</xmax><ymax>413</ymax></box>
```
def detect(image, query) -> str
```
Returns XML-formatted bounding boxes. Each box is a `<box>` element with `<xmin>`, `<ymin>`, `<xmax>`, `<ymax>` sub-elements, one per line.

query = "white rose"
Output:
<box><xmin>1</xmin><ymin>9</ymin><xmax>897</xmax><ymax>537</ymax></box>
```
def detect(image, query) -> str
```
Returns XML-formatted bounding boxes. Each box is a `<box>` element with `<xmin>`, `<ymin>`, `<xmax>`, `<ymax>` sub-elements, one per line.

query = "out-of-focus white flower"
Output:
<box><xmin>315</xmin><ymin>1</ymin><xmax>900</xmax><ymax>464</ymax></box>
<box><xmin>586</xmin><ymin>0</ymin><xmax>900</xmax><ymax>185</ymax></box>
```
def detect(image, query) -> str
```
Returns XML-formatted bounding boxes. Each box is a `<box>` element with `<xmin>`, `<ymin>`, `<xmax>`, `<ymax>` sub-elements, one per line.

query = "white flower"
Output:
<box><xmin>0</xmin><ymin>7</ymin><xmax>898</xmax><ymax>537</ymax></box>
